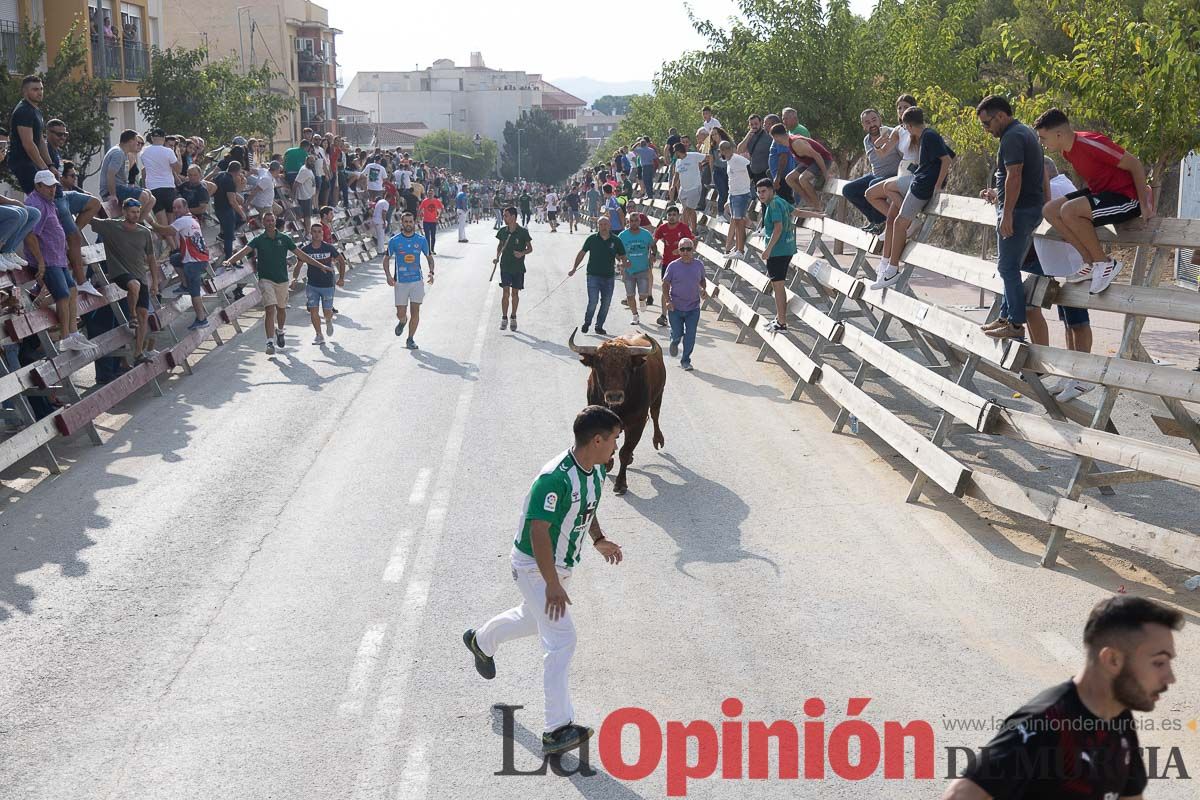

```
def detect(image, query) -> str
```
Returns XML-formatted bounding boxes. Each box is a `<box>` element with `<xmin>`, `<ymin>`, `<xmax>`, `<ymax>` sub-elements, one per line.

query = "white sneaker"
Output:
<box><xmin>61</xmin><ymin>333</ymin><xmax>88</xmax><ymax>351</ymax></box>
<box><xmin>1056</xmin><ymin>382</ymin><xmax>1090</xmax><ymax>403</ymax></box>
<box><xmin>8</xmin><ymin>252</ymin><xmax>28</xmax><ymax>268</ymax></box>
<box><xmin>631</xmin><ymin>314</ymin><xmax>640</xmax><ymax>325</ymax></box>
<box><xmin>1089</xmin><ymin>259</ymin><xmax>1122</xmax><ymax>294</ymax></box>
<box><xmin>325</xmin><ymin>319</ymin><xmax>334</xmax><ymax>336</ymax></box>
<box><xmin>0</xmin><ymin>253</ymin><xmax>14</xmax><ymax>271</ymax></box>
<box><xmin>869</xmin><ymin>264</ymin><xmax>900</xmax><ymax>290</ymax></box>
<box><xmin>77</xmin><ymin>279</ymin><xmax>104</xmax><ymax>297</ymax></box>
<box><xmin>735</xmin><ymin>249</ymin><xmax>746</xmax><ymax>260</ymax></box>
<box><xmin>1064</xmin><ymin>263</ymin><xmax>1092</xmax><ymax>284</ymax></box>
<box><xmin>313</xmin><ymin>334</ymin><xmax>325</xmax><ymax>345</ymax></box>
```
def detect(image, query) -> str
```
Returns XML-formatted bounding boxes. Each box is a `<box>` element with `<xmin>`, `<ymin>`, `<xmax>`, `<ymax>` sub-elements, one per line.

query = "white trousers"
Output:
<box><xmin>373</xmin><ymin>221</ymin><xmax>387</xmax><ymax>252</ymax></box>
<box><xmin>475</xmin><ymin>553</ymin><xmax>576</xmax><ymax>733</ymax></box>
<box><xmin>457</xmin><ymin>209</ymin><xmax>468</xmax><ymax>240</ymax></box>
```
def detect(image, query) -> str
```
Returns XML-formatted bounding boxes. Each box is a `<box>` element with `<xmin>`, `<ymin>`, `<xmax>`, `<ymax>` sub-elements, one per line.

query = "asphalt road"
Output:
<box><xmin>1</xmin><ymin>219</ymin><xmax>1197</xmax><ymax>799</ymax></box>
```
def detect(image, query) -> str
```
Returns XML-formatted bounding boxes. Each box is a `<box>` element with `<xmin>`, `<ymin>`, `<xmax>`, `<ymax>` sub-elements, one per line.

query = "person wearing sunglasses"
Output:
<box><xmin>661</xmin><ymin>237</ymin><xmax>712</xmax><ymax>371</ymax></box>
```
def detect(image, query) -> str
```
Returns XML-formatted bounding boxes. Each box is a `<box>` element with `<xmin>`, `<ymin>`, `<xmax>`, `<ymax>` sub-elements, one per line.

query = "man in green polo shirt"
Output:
<box><xmin>463</xmin><ymin>405</ymin><xmax>625</xmax><ymax>756</ymax></box>
<box><xmin>283</xmin><ymin>140</ymin><xmax>309</xmax><ymax>186</ymax></box>
<box><xmin>568</xmin><ymin>215</ymin><xmax>628</xmax><ymax>335</ymax></box>
<box><xmin>493</xmin><ymin>206</ymin><xmax>533</xmax><ymax>331</ymax></box>
<box><xmin>226</xmin><ymin>211</ymin><xmax>327</xmax><ymax>354</ymax></box>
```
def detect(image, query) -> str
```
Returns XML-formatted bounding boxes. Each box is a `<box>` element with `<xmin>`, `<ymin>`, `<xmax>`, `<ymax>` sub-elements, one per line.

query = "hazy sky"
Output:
<box><xmin>333</xmin><ymin>0</ymin><xmax>877</xmax><ymax>87</ymax></box>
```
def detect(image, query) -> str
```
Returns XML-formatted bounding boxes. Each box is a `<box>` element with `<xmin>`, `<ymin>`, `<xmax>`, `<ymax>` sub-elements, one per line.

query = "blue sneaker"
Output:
<box><xmin>187</xmin><ymin>317</ymin><xmax>210</xmax><ymax>331</ymax></box>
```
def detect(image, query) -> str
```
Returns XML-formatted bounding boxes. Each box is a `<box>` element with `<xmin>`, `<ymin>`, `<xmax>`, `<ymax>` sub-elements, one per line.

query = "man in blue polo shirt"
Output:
<box><xmin>455</xmin><ymin>185</ymin><xmax>470</xmax><ymax>243</ymax></box>
<box><xmin>382</xmin><ymin>210</ymin><xmax>435</xmax><ymax>350</ymax></box>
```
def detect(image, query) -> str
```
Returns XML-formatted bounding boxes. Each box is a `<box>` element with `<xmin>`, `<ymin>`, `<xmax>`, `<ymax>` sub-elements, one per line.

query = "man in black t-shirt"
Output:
<box><xmin>211</xmin><ymin>162</ymin><xmax>245</xmax><ymax>260</ymax></box>
<box><xmin>7</xmin><ymin>75</ymin><xmax>51</xmax><ymax>194</ymax></box>
<box><xmin>943</xmin><ymin>595</ymin><xmax>1181</xmax><ymax>800</ymax></box>
<box><xmin>292</xmin><ymin>221</ymin><xmax>344</xmax><ymax>345</ymax></box>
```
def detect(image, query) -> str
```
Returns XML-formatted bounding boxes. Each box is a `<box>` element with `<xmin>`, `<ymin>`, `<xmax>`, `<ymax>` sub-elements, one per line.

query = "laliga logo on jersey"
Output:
<box><xmin>543</xmin><ymin>494</ymin><xmax>557</xmax><ymax>512</ymax></box>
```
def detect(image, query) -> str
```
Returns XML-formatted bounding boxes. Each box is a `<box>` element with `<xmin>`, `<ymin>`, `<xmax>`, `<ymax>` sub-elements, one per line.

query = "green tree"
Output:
<box><xmin>138</xmin><ymin>46</ymin><xmax>294</xmax><ymax>146</ymax></box>
<box><xmin>499</xmin><ymin>108</ymin><xmax>588</xmax><ymax>184</ymax></box>
<box><xmin>414</xmin><ymin>129</ymin><xmax>499</xmax><ymax>179</ymax></box>
<box><xmin>0</xmin><ymin>23</ymin><xmax>111</xmax><ymax>177</ymax></box>
<box><xmin>592</xmin><ymin>94</ymin><xmax>635</xmax><ymax>115</ymax></box>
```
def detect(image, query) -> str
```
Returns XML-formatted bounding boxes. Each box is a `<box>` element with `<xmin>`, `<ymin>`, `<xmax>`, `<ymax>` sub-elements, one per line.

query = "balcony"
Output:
<box><xmin>298</xmin><ymin>52</ymin><xmax>335</xmax><ymax>86</ymax></box>
<box><xmin>91</xmin><ymin>39</ymin><xmax>122</xmax><ymax>80</ymax></box>
<box><xmin>0</xmin><ymin>20</ymin><xmax>19</xmax><ymax>73</ymax></box>
<box><xmin>122</xmin><ymin>42</ymin><xmax>150</xmax><ymax>82</ymax></box>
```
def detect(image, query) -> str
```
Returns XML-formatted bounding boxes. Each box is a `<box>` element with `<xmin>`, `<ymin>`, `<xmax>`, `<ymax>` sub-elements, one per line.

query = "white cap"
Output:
<box><xmin>34</xmin><ymin>169</ymin><xmax>57</xmax><ymax>186</ymax></box>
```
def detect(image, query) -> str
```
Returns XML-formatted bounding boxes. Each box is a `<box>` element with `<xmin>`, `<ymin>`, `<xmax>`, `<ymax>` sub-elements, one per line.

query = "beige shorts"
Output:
<box><xmin>258</xmin><ymin>279</ymin><xmax>290</xmax><ymax>308</ymax></box>
<box><xmin>394</xmin><ymin>279</ymin><xmax>425</xmax><ymax>306</ymax></box>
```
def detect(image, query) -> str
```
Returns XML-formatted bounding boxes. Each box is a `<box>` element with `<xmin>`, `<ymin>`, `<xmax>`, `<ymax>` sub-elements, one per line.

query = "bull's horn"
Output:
<box><xmin>567</xmin><ymin>328</ymin><xmax>598</xmax><ymax>355</ymax></box>
<box><xmin>625</xmin><ymin>336</ymin><xmax>661</xmax><ymax>356</ymax></box>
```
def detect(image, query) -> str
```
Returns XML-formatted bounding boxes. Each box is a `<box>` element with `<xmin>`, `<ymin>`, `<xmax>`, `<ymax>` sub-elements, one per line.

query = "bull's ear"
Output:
<box><xmin>579</xmin><ymin>354</ymin><xmax>594</xmax><ymax>367</ymax></box>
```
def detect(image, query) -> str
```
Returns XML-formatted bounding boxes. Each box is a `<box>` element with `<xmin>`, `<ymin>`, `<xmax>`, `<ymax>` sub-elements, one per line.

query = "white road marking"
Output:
<box><xmin>351</xmin><ymin>284</ymin><xmax>497</xmax><ymax>798</ymax></box>
<box><xmin>381</xmin><ymin>527</ymin><xmax>415</xmax><ymax>583</ymax></box>
<box><xmin>338</xmin><ymin>623</ymin><xmax>388</xmax><ymax>716</ymax></box>
<box><xmin>408</xmin><ymin>468</ymin><xmax>432</xmax><ymax>506</ymax></box>
<box><xmin>396</xmin><ymin>740</ymin><xmax>429</xmax><ymax>799</ymax></box>
<box><xmin>1036</xmin><ymin>630</ymin><xmax>1082</xmax><ymax>669</ymax></box>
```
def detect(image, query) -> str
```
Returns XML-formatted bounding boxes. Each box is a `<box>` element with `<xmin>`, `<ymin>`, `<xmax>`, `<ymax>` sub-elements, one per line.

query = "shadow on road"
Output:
<box><xmin>411</xmin><ymin>349</ymin><xmax>479</xmax><ymax>381</ymax></box>
<box><xmin>489</xmin><ymin>705</ymin><xmax>648</xmax><ymax>799</ymax></box>
<box><xmin>622</xmin><ymin>452</ymin><xmax>778</xmax><ymax>579</ymax></box>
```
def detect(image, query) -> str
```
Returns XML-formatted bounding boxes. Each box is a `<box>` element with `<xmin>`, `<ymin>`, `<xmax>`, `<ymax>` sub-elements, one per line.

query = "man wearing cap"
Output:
<box><xmin>226</xmin><ymin>211</ymin><xmax>328</xmax><ymax>355</ymax></box>
<box><xmin>141</xmin><ymin>128</ymin><xmax>180</xmax><ymax>226</ymax></box>
<box><xmin>88</xmin><ymin>198</ymin><xmax>163</xmax><ymax>364</ymax></box>
<box><xmin>25</xmin><ymin>170</ymin><xmax>95</xmax><ymax>353</ymax></box>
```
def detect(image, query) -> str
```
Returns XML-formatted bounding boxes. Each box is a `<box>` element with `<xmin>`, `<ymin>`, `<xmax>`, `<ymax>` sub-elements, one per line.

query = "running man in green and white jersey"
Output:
<box><xmin>465</xmin><ymin>405</ymin><xmax>625</xmax><ymax>755</ymax></box>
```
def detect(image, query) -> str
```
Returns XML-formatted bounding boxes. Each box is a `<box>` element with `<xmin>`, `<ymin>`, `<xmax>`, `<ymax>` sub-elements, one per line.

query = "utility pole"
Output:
<box><xmin>444</xmin><ymin>111</ymin><xmax>453</xmax><ymax>171</ymax></box>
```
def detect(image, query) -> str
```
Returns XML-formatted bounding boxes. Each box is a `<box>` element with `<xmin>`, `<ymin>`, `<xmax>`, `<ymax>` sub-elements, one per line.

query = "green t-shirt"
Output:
<box><xmin>283</xmin><ymin>146</ymin><xmax>307</xmax><ymax>174</ymax></box>
<box><xmin>514</xmin><ymin>449</ymin><xmax>606</xmax><ymax>570</ymax></box>
<box><xmin>249</xmin><ymin>231</ymin><xmax>297</xmax><ymax>283</ymax></box>
<box><xmin>518</xmin><ymin>193</ymin><xmax>532</xmax><ymax>213</ymax></box>
<box><xmin>762</xmin><ymin>195</ymin><xmax>797</xmax><ymax>258</ymax></box>
<box><xmin>496</xmin><ymin>225</ymin><xmax>532</xmax><ymax>274</ymax></box>
<box><xmin>790</xmin><ymin>123</ymin><xmax>812</xmax><ymax>138</ymax></box>
<box><xmin>581</xmin><ymin>232</ymin><xmax>625</xmax><ymax>278</ymax></box>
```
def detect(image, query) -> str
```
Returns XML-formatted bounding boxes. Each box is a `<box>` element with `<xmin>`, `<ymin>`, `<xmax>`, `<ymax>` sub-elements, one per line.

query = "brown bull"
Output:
<box><xmin>568</xmin><ymin>328</ymin><xmax>666</xmax><ymax>495</ymax></box>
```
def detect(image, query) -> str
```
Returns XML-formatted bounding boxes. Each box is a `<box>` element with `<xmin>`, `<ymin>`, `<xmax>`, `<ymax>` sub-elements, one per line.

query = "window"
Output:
<box><xmin>296</xmin><ymin>37</ymin><xmax>314</xmax><ymax>53</ymax></box>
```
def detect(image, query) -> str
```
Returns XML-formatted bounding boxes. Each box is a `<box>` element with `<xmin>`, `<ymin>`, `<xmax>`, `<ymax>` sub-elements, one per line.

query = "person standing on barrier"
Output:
<box><xmin>662</xmin><ymin>237</ymin><xmax>710</xmax><ymax>371</ymax></box>
<box><xmin>166</xmin><ymin>197</ymin><xmax>211</xmax><ymax>332</ymax></box>
<box><xmin>757</xmin><ymin>179</ymin><xmax>798</xmax><ymax>333</ymax></box>
<box><xmin>975</xmin><ymin>95</ymin><xmax>1044</xmax><ymax>341</ymax></box>
<box><xmin>1034</xmin><ymin>107</ymin><xmax>1153</xmax><ymax>296</ymax></box>
<box><xmin>569</xmin><ymin>215</ymin><xmax>627</xmax><ymax>336</ymax></box>
<box><xmin>842</xmin><ymin>109</ymin><xmax>901</xmax><ymax>235</ymax></box>
<box><xmin>382</xmin><ymin>210</ymin><xmax>434</xmax><ymax>351</ymax></box>
<box><xmin>738</xmin><ymin>114</ymin><xmax>773</xmax><ymax>185</ymax></box>
<box><xmin>652</xmin><ymin>205</ymin><xmax>693</xmax><ymax>327</ymax></box>
<box><xmin>25</xmin><ymin>170</ymin><xmax>94</xmax><ymax>353</ymax></box>
<box><xmin>494</xmin><ymin>206</ymin><xmax>533</xmax><ymax>332</ymax></box>
<box><xmin>669</xmin><ymin>142</ymin><xmax>706</xmax><ymax>233</ymax></box>
<box><xmin>720</xmin><ymin>140</ymin><xmax>753</xmax><ymax>258</ymax></box>
<box><xmin>463</xmin><ymin>405</ymin><xmax>625</xmax><ymax>757</ymax></box>
<box><xmin>942</xmin><ymin>595</ymin><xmax>1179</xmax><ymax>800</ymax></box>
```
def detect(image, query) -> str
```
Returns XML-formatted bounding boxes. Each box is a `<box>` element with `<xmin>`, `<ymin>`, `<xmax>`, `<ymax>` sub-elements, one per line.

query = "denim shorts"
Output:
<box><xmin>306</xmin><ymin>284</ymin><xmax>335</xmax><ymax>309</ymax></box>
<box><xmin>729</xmin><ymin>192</ymin><xmax>752</xmax><ymax>219</ymax></box>
<box><xmin>55</xmin><ymin>191</ymin><xmax>94</xmax><ymax>235</ymax></box>
<box><xmin>42</xmin><ymin>265</ymin><xmax>75</xmax><ymax>300</ymax></box>
<box><xmin>181</xmin><ymin>262</ymin><xmax>207</xmax><ymax>297</ymax></box>
<box><xmin>622</xmin><ymin>270</ymin><xmax>650</xmax><ymax>296</ymax></box>
<box><xmin>114</xmin><ymin>184</ymin><xmax>142</xmax><ymax>203</ymax></box>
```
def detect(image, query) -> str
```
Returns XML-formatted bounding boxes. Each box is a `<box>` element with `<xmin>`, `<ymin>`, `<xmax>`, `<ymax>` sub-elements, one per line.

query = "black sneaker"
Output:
<box><xmin>275</xmin><ymin>331</ymin><xmax>285</xmax><ymax>348</ymax></box>
<box><xmin>462</xmin><ymin>629</ymin><xmax>496</xmax><ymax>679</ymax></box>
<box><xmin>395</xmin><ymin>319</ymin><xmax>407</xmax><ymax>337</ymax></box>
<box><xmin>595</xmin><ymin>327</ymin><xmax>608</xmax><ymax>336</ymax></box>
<box><xmin>542</xmin><ymin>723</ymin><xmax>594</xmax><ymax>755</ymax></box>
<box><xmin>406</xmin><ymin>338</ymin><xmax>419</xmax><ymax>350</ymax></box>
<box><xmin>656</xmin><ymin>314</ymin><xmax>667</xmax><ymax>327</ymax></box>
<box><xmin>581</xmin><ymin>322</ymin><xmax>590</xmax><ymax>334</ymax></box>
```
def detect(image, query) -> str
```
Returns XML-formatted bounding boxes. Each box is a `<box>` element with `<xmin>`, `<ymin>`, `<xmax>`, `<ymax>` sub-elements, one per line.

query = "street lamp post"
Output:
<box><xmin>516</xmin><ymin>127</ymin><xmax>523</xmax><ymax>181</ymax></box>
<box><xmin>444</xmin><ymin>111</ymin><xmax>453</xmax><ymax>171</ymax></box>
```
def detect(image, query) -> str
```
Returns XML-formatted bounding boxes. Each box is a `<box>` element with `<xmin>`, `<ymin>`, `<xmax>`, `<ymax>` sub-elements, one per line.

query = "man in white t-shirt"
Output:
<box><xmin>248</xmin><ymin>161</ymin><xmax>281</xmax><ymax>216</ymax></box>
<box><xmin>372</xmin><ymin>196</ymin><xmax>390</xmax><ymax>251</ymax></box>
<box><xmin>669</xmin><ymin>142</ymin><xmax>707</xmax><ymax>231</ymax></box>
<box><xmin>312</xmin><ymin>141</ymin><xmax>327</xmax><ymax>205</ymax></box>
<box><xmin>168</xmin><ymin>196</ymin><xmax>212</xmax><ymax>331</ymax></box>
<box><xmin>364</xmin><ymin>158</ymin><xmax>386</xmax><ymax>200</ymax></box>
<box><xmin>701</xmin><ymin>106</ymin><xmax>722</xmax><ymax>132</ymax></box>
<box><xmin>141</xmin><ymin>128</ymin><xmax>180</xmax><ymax>225</ymax></box>
<box><xmin>294</xmin><ymin>156</ymin><xmax>317</xmax><ymax>230</ymax></box>
<box><xmin>719</xmin><ymin>140</ymin><xmax>753</xmax><ymax>257</ymax></box>
<box><xmin>545</xmin><ymin>190</ymin><xmax>560</xmax><ymax>232</ymax></box>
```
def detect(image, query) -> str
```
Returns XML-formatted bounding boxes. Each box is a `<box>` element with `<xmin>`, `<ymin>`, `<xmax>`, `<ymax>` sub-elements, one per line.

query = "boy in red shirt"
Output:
<box><xmin>652</xmin><ymin>205</ymin><xmax>693</xmax><ymax>327</ymax></box>
<box><xmin>419</xmin><ymin>194</ymin><xmax>444</xmax><ymax>254</ymax></box>
<box><xmin>1034</xmin><ymin>108</ymin><xmax>1154</xmax><ymax>294</ymax></box>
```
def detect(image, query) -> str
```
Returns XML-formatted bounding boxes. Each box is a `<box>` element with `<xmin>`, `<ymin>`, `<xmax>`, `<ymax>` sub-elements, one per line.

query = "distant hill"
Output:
<box><xmin>549</xmin><ymin>77</ymin><xmax>653</xmax><ymax>107</ymax></box>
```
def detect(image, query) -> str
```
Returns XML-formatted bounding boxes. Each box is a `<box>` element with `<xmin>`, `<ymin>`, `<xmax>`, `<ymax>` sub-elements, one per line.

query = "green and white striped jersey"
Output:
<box><xmin>514</xmin><ymin>448</ymin><xmax>606</xmax><ymax>569</ymax></box>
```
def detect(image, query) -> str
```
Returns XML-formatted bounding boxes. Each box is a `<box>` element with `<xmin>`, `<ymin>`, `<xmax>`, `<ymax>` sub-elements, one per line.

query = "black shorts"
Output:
<box><xmin>547</xmin><ymin>210</ymin><xmax>558</xmax><ymax>221</ymax></box>
<box><xmin>1065</xmin><ymin>189</ymin><xmax>1141</xmax><ymax>227</ymax></box>
<box><xmin>151</xmin><ymin>186</ymin><xmax>178</xmax><ymax>214</ymax></box>
<box><xmin>499</xmin><ymin>271</ymin><xmax>524</xmax><ymax>290</ymax></box>
<box><xmin>766</xmin><ymin>254</ymin><xmax>791</xmax><ymax>282</ymax></box>
<box><xmin>114</xmin><ymin>274</ymin><xmax>152</xmax><ymax>309</ymax></box>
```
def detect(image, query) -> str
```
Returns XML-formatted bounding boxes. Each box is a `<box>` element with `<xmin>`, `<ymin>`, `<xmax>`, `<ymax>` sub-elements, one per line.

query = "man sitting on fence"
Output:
<box><xmin>46</xmin><ymin>122</ymin><xmax>102</xmax><ymax>290</ymax></box>
<box><xmin>98</xmin><ymin>130</ymin><xmax>154</xmax><ymax>224</ymax></box>
<box><xmin>842</xmin><ymin>109</ymin><xmax>901</xmax><ymax>235</ymax></box>
<box><xmin>1033</xmin><ymin>108</ymin><xmax>1154</xmax><ymax>296</ymax></box>
<box><xmin>870</xmin><ymin>107</ymin><xmax>953</xmax><ymax>290</ymax></box>
<box><xmin>25</xmin><ymin>170</ymin><xmax>95</xmax><ymax>354</ymax></box>
<box><xmin>769</xmin><ymin>123</ymin><xmax>834</xmax><ymax>214</ymax></box>
<box><xmin>178</xmin><ymin>165</ymin><xmax>210</xmax><ymax>219</ymax></box>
